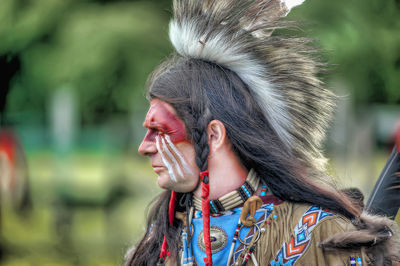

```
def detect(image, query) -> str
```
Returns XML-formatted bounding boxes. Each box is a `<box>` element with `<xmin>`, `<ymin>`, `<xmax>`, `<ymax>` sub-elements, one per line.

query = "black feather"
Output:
<box><xmin>367</xmin><ymin>145</ymin><xmax>400</xmax><ymax>219</ymax></box>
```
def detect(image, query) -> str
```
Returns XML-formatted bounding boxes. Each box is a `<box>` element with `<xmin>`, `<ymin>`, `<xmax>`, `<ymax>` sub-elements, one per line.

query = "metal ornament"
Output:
<box><xmin>238</xmin><ymin>223</ymin><xmax>261</xmax><ymax>246</ymax></box>
<box><xmin>198</xmin><ymin>226</ymin><xmax>228</xmax><ymax>254</ymax></box>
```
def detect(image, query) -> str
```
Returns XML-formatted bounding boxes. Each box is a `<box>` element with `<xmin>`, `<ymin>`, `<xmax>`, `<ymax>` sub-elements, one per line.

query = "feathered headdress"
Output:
<box><xmin>169</xmin><ymin>0</ymin><xmax>336</xmax><ymax>172</ymax></box>
<box><xmin>165</xmin><ymin>0</ymin><xmax>336</xmax><ymax>265</ymax></box>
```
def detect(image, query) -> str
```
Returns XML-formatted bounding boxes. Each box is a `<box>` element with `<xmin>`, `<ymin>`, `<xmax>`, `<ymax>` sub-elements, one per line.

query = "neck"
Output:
<box><xmin>193</xmin><ymin>151</ymin><xmax>248</xmax><ymax>200</ymax></box>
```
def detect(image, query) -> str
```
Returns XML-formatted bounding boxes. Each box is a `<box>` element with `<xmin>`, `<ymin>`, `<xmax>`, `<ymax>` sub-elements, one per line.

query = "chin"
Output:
<box><xmin>157</xmin><ymin>175</ymin><xmax>196</xmax><ymax>193</ymax></box>
<box><xmin>157</xmin><ymin>174</ymin><xmax>171</xmax><ymax>189</ymax></box>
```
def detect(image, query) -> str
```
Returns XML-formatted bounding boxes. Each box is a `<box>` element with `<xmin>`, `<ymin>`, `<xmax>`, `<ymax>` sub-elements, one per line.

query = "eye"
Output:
<box><xmin>152</xmin><ymin>127</ymin><xmax>168</xmax><ymax>135</ymax></box>
<box><xmin>148</xmin><ymin>128</ymin><xmax>165</xmax><ymax>138</ymax></box>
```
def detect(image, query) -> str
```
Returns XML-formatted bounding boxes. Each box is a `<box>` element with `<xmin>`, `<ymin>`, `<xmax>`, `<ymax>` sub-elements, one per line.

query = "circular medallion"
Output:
<box><xmin>198</xmin><ymin>226</ymin><xmax>228</xmax><ymax>254</ymax></box>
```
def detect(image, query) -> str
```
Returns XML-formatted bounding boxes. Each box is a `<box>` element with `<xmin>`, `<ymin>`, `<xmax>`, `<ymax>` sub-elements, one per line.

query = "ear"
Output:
<box><xmin>206</xmin><ymin>120</ymin><xmax>227</xmax><ymax>155</ymax></box>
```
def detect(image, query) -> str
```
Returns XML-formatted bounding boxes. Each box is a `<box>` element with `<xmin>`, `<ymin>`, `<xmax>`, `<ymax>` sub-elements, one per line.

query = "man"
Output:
<box><xmin>126</xmin><ymin>0</ymin><xmax>400</xmax><ymax>265</ymax></box>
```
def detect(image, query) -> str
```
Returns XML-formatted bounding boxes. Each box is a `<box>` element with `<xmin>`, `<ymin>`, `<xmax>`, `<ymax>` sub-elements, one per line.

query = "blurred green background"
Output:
<box><xmin>0</xmin><ymin>0</ymin><xmax>399</xmax><ymax>265</ymax></box>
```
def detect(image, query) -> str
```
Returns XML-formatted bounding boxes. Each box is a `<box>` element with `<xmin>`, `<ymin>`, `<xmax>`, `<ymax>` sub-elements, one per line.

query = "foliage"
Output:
<box><xmin>293</xmin><ymin>0</ymin><xmax>400</xmax><ymax>105</ymax></box>
<box><xmin>2</xmin><ymin>0</ymin><xmax>172</xmax><ymax>124</ymax></box>
<box><xmin>2</xmin><ymin>0</ymin><xmax>400</xmax><ymax>124</ymax></box>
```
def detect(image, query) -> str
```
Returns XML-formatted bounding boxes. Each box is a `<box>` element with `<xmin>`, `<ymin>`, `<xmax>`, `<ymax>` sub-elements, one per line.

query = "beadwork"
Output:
<box><xmin>231</xmin><ymin>204</ymin><xmax>274</xmax><ymax>265</ymax></box>
<box><xmin>193</xmin><ymin>169</ymin><xmax>261</xmax><ymax>214</ymax></box>
<box><xmin>260</xmin><ymin>185</ymin><xmax>268</xmax><ymax>197</ymax></box>
<box><xmin>270</xmin><ymin>206</ymin><xmax>335</xmax><ymax>265</ymax></box>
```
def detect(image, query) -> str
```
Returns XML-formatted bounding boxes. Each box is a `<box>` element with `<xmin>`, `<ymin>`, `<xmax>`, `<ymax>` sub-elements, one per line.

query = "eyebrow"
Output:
<box><xmin>143</xmin><ymin>121</ymin><xmax>165</xmax><ymax>131</ymax></box>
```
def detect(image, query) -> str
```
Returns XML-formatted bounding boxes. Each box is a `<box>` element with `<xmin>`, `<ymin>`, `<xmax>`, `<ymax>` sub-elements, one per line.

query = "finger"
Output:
<box><xmin>156</xmin><ymin>135</ymin><xmax>177</xmax><ymax>182</ymax></box>
<box><xmin>165</xmin><ymin>135</ymin><xmax>194</xmax><ymax>175</ymax></box>
<box><xmin>161</xmin><ymin>136</ymin><xmax>184</xmax><ymax>179</ymax></box>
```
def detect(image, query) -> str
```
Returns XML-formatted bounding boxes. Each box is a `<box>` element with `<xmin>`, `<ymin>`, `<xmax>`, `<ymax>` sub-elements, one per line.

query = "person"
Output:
<box><xmin>125</xmin><ymin>0</ymin><xmax>400</xmax><ymax>265</ymax></box>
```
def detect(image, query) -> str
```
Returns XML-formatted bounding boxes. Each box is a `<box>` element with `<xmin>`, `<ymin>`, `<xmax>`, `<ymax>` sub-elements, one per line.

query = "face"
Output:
<box><xmin>138</xmin><ymin>99</ymin><xmax>199</xmax><ymax>192</ymax></box>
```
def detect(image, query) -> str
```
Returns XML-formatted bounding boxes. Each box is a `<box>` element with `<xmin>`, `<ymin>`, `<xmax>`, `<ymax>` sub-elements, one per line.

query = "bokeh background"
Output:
<box><xmin>0</xmin><ymin>0</ymin><xmax>399</xmax><ymax>265</ymax></box>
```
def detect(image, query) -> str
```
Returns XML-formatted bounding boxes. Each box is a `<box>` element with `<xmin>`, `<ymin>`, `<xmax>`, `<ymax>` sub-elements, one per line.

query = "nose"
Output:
<box><xmin>138</xmin><ymin>137</ymin><xmax>157</xmax><ymax>156</ymax></box>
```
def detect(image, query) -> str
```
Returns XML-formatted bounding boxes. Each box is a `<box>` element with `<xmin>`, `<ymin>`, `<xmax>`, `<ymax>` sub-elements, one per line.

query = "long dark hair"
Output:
<box><xmin>125</xmin><ymin>56</ymin><xmax>361</xmax><ymax>265</ymax></box>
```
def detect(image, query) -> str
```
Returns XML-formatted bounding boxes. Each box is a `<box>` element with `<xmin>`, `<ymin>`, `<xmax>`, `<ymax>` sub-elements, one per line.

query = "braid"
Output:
<box><xmin>192</xmin><ymin>113</ymin><xmax>211</xmax><ymax>172</ymax></box>
<box><xmin>191</xmin><ymin>110</ymin><xmax>214</xmax><ymax>265</ymax></box>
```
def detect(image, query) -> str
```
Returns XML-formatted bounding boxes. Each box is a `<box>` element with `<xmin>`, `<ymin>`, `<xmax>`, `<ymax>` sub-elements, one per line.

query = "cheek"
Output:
<box><xmin>169</xmin><ymin>131</ymin><xmax>187</xmax><ymax>143</ymax></box>
<box><xmin>175</xmin><ymin>142</ymin><xmax>197</xmax><ymax>168</ymax></box>
<box><xmin>160</xmin><ymin>108</ymin><xmax>188</xmax><ymax>143</ymax></box>
<box><xmin>166</xmin><ymin>121</ymin><xmax>188</xmax><ymax>143</ymax></box>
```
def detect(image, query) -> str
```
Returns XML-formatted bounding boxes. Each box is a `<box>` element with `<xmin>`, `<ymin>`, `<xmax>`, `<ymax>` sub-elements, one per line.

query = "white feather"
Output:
<box><xmin>169</xmin><ymin>19</ymin><xmax>292</xmax><ymax>146</ymax></box>
<box><xmin>281</xmin><ymin>0</ymin><xmax>305</xmax><ymax>16</ymax></box>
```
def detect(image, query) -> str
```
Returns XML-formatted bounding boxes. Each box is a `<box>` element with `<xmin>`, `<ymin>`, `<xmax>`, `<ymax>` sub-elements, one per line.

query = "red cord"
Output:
<box><xmin>159</xmin><ymin>236</ymin><xmax>170</xmax><ymax>259</ymax></box>
<box><xmin>159</xmin><ymin>190</ymin><xmax>177</xmax><ymax>260</ymax></box>
<box><xmin>200</xmin><ymin>170</ymin><xmax>212</xmax><ymax>266</ymax></box>
<box><xmin>169</xmin><ymin>190</ymin><xmax>177</xmax><ymax>226</ymax></box>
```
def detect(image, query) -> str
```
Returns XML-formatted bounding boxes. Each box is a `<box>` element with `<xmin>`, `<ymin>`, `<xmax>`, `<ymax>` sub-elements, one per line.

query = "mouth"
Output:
<box><xmin>152</xmin><ymin>165</ymin><xmax>165</xmax><ymax>173</ymax></box>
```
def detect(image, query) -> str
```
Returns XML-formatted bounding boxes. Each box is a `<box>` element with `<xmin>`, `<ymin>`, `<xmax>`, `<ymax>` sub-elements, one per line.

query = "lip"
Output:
<box><xmin>152</xmin><ymin>165</ymin><xmax>165</xmax><ymax>173</ymax></box>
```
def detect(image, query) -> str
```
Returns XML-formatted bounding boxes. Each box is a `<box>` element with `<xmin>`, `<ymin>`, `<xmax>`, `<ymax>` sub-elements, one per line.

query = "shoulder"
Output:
<box><xmin>292</xmin><ymin>203</ymin><xmax>355</xmax><ymax>237</ymax></box>
<box><xmin>293</xmin><ymin>211</ymin><xmax>369</xmax><ymax>265</ymax></box>
<box><xmin>254</xmin><ymin>202</ymin><xmax>399</xmax><ymax>265</ymax></box>
<box><xmin>289</xmin><ymin>203</ymin><xmax>367</xmax><ymax>265</ymax></box>
<box><xmin>256</xmin><ymin>202</ymin><xmax>368</xmax><ymax>265</ymax></box>
<box><xmin>318</xmin><ymin>211</ymin><xmax>400</xmax><ymax>265</ymax></box>
<box><xmin>273</xmin><ymin>202</ymin><xmax>346</xmax><ymax>235</ymax></box>
<box><xmin>275</xmin><ymin>203</ymin><xmax>400</xmax><ymax>265</ymax></box>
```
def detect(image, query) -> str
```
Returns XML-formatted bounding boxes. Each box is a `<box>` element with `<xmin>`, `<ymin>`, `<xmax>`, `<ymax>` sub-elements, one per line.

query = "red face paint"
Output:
<box><xmin>143</xmin><ymin>99</ymin><xmax>188</xmax><ymax>144</ymax></box>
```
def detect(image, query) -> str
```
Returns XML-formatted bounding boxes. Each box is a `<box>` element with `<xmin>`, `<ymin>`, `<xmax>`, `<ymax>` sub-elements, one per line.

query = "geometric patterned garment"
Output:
<box><xmin>270</xmin><ymin>206</ymin><xmax>335</xmax><ymax>266</ymax></box>
<box><xmin>190</xmin><ymin>203</ymin><xmax>274</xmax><ymax>266</ymax></box>
<box><xmin>231</xmin><ymin>204</ymin><xmax>275</xmax><ymax>265</ymax></box>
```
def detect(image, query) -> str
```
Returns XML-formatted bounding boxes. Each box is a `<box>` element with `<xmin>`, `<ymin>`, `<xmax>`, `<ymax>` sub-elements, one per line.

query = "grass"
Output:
<box><xmin>1</xmin><ymin>150</ymin><xmax>161</xmax><ymax>266</ymax></box>
<box><xmin>1</xmin><ymin>149</ymin><xmax>398</xmax><ymax>265</ymax></box>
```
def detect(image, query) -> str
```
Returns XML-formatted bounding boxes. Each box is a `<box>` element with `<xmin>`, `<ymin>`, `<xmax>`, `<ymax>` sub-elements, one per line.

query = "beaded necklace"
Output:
<box><xmin>192</xmin><ymin>169</ymin><xmax>260</xmax><ymax>214</ymax></box>
<box><xmin>180</xmin><ymin>170</ymin><xmax>273</xmax><ymax>266</ymax></box>
<box><xmin>180</xmin><ymin>201</ymin><xmax>274</xmax><ymax>266</ymax></box>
